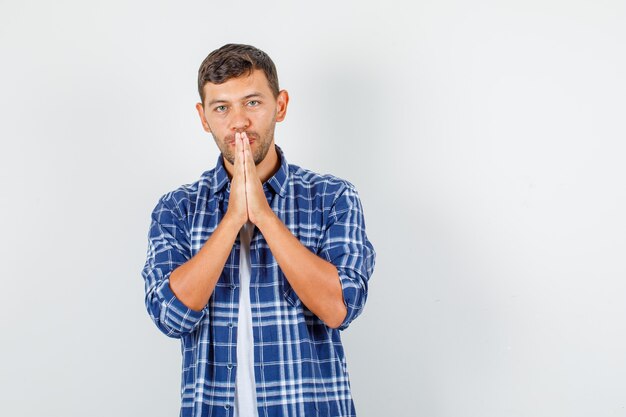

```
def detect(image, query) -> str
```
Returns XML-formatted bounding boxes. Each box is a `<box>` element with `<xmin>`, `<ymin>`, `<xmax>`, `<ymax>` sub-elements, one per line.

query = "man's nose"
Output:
<box><xmin>230</xmin><ymin>107</ymin><xmax>250</xmax><ymax>132</ymax></box>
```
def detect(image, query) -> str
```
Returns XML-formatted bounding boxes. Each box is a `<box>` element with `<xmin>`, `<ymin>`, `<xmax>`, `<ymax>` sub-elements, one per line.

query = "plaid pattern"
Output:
<box><xmin>141</xmin><ymin>144</ymin><xmax>376</xmax><ymax>417</ymax></box>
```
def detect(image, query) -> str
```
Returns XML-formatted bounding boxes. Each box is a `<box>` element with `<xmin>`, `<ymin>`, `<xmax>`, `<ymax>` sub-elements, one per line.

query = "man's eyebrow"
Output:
<box><xmin>207</xmin><ymin>92</ymin><xmax>265</xmax><ymax>107</ymax></box>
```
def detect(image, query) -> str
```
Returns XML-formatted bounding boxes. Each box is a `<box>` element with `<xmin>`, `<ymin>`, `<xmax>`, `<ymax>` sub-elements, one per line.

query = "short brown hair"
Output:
<box><xmin>197</xmin><ymin>43</ymin><xmax>280</xmax><ymax>104</ymax></box>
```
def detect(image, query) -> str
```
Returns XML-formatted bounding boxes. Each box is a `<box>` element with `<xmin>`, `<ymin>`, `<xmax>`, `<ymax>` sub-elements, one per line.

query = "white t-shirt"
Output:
<box><xmin>233</xmin><ymin>221</ymin><xmax>259</xmax><ymax>417</ymax></box>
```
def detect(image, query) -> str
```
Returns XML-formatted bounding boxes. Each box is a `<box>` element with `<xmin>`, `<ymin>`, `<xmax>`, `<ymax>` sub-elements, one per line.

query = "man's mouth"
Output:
<box><xmin>228</xmin><ymin>133</ymin><xmax>257</xmax><ymax>145</ymax></box>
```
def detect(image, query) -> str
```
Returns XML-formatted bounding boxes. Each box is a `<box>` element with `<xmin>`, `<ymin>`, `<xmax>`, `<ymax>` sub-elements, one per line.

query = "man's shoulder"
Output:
<box><xmin>153</xmin><ymin>169</ymin><xmax>213</xmax><ymax>219</ymax></box>
<box><xmin>287</xmin><ymin>162</ymin><xmax>357</xmax><ymax>197</ymax></box>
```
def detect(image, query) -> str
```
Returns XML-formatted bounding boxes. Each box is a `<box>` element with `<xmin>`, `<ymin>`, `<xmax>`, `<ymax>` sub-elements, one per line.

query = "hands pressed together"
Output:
<box><xmin>226</xmin><ymin>132</ymin><xmax>274</xmax><ymax>229</ymax></box>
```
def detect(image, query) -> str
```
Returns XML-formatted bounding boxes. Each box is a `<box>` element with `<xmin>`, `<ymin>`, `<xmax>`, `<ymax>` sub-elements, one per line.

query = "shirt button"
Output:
<box><xmin>224</xmin><ymin>404</ymin><xmax>230</xmax><ymax>410</ymax></box>
<box><xmin>228</xmin><ymin>322</ymin><xmax>234</xmax><ymax>328</ymax></box>
<box><xmin>230</xmin><ymin>284</ymin><xmax>236</xmax><ymax>290</ymax></box>
<box><xmin>227</xmin><ymin>363</ymin><xmax>233</xmax><ymax>369</ymax></box>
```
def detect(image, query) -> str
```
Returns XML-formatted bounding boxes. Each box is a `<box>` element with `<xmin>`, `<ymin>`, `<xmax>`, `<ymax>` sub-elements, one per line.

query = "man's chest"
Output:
<box><xmin>187</xmin><ymin>192</ymin><xmax>326</xmax><ymax>259</ymax></box>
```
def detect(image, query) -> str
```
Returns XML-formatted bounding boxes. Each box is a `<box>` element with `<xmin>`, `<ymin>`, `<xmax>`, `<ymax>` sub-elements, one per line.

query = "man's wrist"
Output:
<box><xmin>221</xmin><ymin>213</ymin><xmax>244</xmax><ymax>234</ymax></box>
<box><xmin>254</xmin><ymin>209</ymin><xmax>278</xmax><ymax>232</ymax></box>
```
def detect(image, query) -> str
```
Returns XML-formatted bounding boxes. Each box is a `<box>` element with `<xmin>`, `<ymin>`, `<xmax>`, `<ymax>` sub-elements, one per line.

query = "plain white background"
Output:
<box><xmin>1</xmin><ymin>1</ymin><xmax>625</xmax><ymax>416</ymax></box>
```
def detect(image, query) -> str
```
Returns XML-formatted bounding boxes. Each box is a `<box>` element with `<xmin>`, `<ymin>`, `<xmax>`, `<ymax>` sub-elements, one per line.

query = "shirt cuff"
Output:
<box><xmin>158</xmin><ymin>278</ymin><xmax>207</xmax><ymax>333</ymax></box>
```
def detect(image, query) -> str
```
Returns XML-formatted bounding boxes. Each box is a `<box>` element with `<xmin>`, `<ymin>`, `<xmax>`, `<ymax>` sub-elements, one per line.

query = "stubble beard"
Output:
<box><xmin>214</xmin><ymin>125</ymin><xmax>275</xmax><ymax>167</ymax></box>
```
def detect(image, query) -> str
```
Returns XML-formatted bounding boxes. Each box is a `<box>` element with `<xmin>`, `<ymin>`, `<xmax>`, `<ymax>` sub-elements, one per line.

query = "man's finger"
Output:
<box><xmin>234</xmin><ymin>132</ymin><xmax>243</xmax><ymax>178</ymax></box>
<box><xmin>242</xmin><ymin>132</ymin><xmax>255</xmax><ymax>178</ymax></box>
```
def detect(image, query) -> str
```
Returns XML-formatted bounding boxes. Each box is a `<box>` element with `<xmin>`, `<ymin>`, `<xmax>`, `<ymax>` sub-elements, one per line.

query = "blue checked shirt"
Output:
<box><xmin>141</xmin><ymin>144</ymin><xmax>376</xmax><ymax>417</ymax></box>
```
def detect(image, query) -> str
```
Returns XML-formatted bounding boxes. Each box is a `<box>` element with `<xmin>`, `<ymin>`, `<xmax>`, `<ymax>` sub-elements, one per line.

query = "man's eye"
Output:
<box><xmin>247</xmin><ymin>100</ymin><xmax>260</xmax><ymax>107</ymax></box>
<box><xmin>215</xmin><ymin>105</ymin><xmax>227</xmax><ymax>112</ymax></box>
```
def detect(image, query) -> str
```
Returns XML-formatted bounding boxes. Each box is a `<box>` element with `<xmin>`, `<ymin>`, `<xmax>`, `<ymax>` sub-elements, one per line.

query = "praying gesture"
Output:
<box><xmin>226</xmin><ymin>131</ymin><xmax>274</xmax><ymax>228</ymax></box>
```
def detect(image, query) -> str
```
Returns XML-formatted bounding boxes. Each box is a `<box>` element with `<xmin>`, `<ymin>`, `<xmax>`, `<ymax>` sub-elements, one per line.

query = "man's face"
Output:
<box><xmin>196</xmin><ymin>69</ymin><xmax>288</xmax><ymax>167</ymax></box>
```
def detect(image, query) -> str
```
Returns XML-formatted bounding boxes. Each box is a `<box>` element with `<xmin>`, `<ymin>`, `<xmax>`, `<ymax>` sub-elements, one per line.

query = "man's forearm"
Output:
<box><xmin>169</xmin><ymin>214</ymin><xmax>242</xmax><ymax>312</ymax></box>
<box><xmin>256</xmin><ymin>212</ymin><xmax>347</xmax><ymax>329</ymax></box>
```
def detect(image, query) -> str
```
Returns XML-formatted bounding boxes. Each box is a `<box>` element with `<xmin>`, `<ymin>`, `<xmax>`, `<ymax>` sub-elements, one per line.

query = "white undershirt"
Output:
<box><xmin>233</xmin><ymin>221</ymin><xmax>259</xmax><ymax>417</ymax></box>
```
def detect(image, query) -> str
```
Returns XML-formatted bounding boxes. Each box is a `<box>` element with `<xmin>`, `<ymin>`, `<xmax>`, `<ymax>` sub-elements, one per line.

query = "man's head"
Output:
<box><xmin>195</xmin><ymin>44</ymin><xmax>289</xmax><ymax>170</ymax></box>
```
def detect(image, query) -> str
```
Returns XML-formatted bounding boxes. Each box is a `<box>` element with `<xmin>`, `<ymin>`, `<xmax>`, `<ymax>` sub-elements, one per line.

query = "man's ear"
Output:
<box><xmin>195</xmin><ymin>102</ymin><xmax>211</xmax><ymax>133</ymax></box>
<box><xmin>275</xmin><ymin>90</ymin><xmax>289</xmax><ymax>122</ymax></box>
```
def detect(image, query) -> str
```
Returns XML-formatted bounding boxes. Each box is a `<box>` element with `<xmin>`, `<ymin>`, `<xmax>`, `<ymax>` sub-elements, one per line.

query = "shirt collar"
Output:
<box><xmin>211</xmin><ymin>144</ymin><xmax>289</xmax><ymax>198</ymax></box>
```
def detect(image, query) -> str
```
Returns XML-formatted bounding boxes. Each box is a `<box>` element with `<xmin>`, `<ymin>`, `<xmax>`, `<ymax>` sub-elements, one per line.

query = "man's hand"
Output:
<box><xmin>224</xmin><ymin>132</ymin><xmax>249</xmax><ymax>228</ymax></box>
<box><xmin>224</xmin><ymin>132</ymin><xmax>274</xmax><ymax>228</ymax></box>
<box><xmin>241</xmin><ymin>132</ymin><xmax>274</xmax><ymax>226</ymax></box>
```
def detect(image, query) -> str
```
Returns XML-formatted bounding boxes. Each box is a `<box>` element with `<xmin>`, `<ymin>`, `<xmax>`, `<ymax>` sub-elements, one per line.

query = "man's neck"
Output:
<box><xmin>224</xmin><ymin>142</ymin><xmax>280</xmax><ymax>184</ymax></box>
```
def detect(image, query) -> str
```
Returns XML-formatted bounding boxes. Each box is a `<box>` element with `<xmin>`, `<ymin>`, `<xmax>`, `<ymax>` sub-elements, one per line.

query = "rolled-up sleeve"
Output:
<box><xmin>318</xmin><ymin>184</ymin><xmax>376</xmax><ymax>330</ymax></box>
<box><xmin>141</xmin><ymin>194</ymin><xmax>206</xmax><ymax>338</ymax></box>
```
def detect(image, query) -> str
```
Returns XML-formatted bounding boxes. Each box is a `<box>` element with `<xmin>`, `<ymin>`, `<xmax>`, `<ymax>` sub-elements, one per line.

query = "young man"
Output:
<box><xmin>141</xmin><ymin>44</ymin><xmax>376</xmax><ymax>417</ymax></box>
